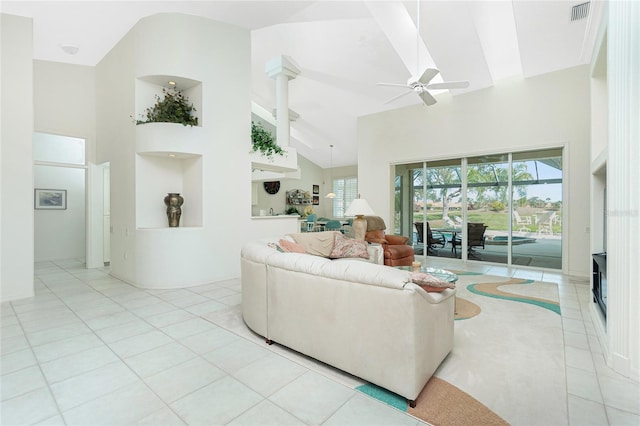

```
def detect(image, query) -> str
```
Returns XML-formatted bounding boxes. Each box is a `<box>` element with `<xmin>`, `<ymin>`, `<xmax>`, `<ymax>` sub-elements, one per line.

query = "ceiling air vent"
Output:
<box><xmin>571</xmin><ymin>2</ymin><xmax>590</xmax><ymax>22</ymax></box>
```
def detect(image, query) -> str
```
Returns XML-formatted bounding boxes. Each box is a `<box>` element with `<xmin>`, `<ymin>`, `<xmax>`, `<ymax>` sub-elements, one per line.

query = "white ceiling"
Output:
<box><xmin>1</xmin><ymin>1</ymin><xmax>598</xmax><ymax>168</ymax></box>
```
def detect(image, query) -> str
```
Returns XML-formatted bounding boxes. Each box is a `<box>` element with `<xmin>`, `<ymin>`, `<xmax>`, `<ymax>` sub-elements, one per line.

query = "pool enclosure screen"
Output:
<box><xmin>394</xmin><ymin>148</ymin><xmax>563</xmax><ymax>269</ymax></box>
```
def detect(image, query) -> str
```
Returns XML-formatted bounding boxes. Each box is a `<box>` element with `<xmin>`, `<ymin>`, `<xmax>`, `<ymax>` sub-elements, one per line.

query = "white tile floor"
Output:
<box><xmin>0</xmin><ymin>258</ymin><xmax>638</xmax><ymax>425</ymax></box>
<box><xmin>422</xmin><ymin>255</ymin><xmax>640</xmax><ymax>426</ymax></box>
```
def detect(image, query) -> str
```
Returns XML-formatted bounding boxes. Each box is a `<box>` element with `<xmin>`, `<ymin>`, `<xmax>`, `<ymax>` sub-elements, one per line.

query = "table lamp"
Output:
<box><xmin>345</xmin><ymin>197</ymin><xmax>375</xmax><ymax>240</ymax></box>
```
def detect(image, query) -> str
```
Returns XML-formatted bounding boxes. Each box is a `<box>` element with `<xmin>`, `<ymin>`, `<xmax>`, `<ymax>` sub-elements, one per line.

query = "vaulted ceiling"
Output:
<box><xmin>1</xmin><ymin>1</ymin><xmax>600</xmax><ymax>168</ymax></box>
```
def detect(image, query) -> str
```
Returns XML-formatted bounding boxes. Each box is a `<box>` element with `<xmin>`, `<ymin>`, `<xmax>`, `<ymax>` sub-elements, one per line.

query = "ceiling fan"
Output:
<box><xmin>377</xmin><ymin>68</ymin><xmax>469</xmax><ymax>106</ymax></box>
<box><xmin>376</xmin><ymin>0</ymin><xmax>469</xmax><ymax>106</ymax></box>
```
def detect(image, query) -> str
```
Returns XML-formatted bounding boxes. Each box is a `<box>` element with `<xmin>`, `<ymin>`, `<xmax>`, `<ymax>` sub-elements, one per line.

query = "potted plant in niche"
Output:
<box><xmin>251</xmin><ymin>121</ymin><xmax>284</xmax><ymax>159</ymax></box>
<box><xmin>135</xmin><ymin>87</ymin><xmax>198</xmax><ymax>127</ymax></box>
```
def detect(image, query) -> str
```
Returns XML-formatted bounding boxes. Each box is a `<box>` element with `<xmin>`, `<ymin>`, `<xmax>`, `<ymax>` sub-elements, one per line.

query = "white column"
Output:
<box><xmin>265</xmin><ymin>56</ymin><xmax>300</xmax><ymax>148</ymax></box>
<box><xmin>607</xmin><ymin>0</ymin><xmax>640</xmax><ymax>379</ymax></box>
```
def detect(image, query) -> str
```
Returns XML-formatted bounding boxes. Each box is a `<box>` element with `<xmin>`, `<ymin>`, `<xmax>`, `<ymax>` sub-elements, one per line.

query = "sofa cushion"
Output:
<box><xmin>279</xmin><ymin>239</ymin><xmax>306</xmax><ymax>253</ymax></box>
<box><xmin>329</xmin><ymin>233</ymin><xmax>369</xmax><ymax>259</ymax></box>
<box><xmin>289</xmin><ymin>232</ymin><xmax>339</xmax><ymax>257</ymax></box>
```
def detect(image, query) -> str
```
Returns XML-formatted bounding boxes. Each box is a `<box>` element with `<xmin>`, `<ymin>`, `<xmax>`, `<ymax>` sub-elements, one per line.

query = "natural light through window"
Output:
<box><xmin>332</xmin><ymin>177</ymin><xmax>357</xmax><ymax>218</ymax></box>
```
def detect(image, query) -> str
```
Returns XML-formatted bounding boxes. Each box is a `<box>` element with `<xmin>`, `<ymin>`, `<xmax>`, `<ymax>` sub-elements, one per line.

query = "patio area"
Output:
<box><xmin>414</xmin><ymin>232</ymin><xmax>562</xmax><ymax>270</ymax></box>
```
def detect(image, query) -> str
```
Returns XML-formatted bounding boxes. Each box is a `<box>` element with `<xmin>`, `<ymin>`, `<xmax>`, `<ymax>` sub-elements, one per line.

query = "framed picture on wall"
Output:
<box><xmin>34</xmin><ymin>189</ymin><xmax>67</xmax><ymax>210</ymax></box>
<box><xmin>313</xmin><ymin>196</ymin><xmax>319</xmax><ymax>205</ymax></box>
<box><xmin>312</xmin><ymin>184</ymin><xmax>319</xmax><ymax>194</ymax></box>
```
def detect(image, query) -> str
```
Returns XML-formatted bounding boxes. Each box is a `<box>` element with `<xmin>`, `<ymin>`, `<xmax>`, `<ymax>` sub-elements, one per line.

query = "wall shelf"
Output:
<box><xmin>286</xmin><ymin>188</ymin><xmax>312</xmax><ymax>205</ymax></box>
<box><xmin>134</xmin><ymin>74</ymin><xmax>205</xmax><ymax>230</ymax></box>
<box><xmin>136</xmin><ymin>122</ymin><xmax>203</xmax><ymax>156</ymax></box>
<box><xmin>135</xmin><ymin>153</ymin><xmax>203</xmax><ymax>229</ymax></box>
<box><xmin>135</xmin><ymin>75</ymin><xmax>202</xmax><ymax>127</ymax></box>
<box><xmin>250</xmin><ymin>146</ymin><xmax>298</xmax><ymax>173</ymax></box>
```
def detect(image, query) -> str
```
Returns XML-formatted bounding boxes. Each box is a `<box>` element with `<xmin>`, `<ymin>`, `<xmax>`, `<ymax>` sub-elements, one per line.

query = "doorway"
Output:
<box><xmin>33</xmin><ymin>133</ymin><xmax>87</xmax><ymax>263</ymax></box>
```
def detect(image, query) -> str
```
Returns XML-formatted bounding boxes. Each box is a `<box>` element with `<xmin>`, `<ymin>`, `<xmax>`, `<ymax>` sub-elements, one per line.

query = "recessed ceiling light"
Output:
<box><xmin>60</xmin><ymin>44</ymin><xmax>79</xmax><ymax>55</ymax></box>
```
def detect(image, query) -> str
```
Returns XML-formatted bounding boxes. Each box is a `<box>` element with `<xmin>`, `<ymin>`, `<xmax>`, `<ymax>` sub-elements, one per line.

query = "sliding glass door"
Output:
<box><xmin>511</xmin><ymin>149</ymin><xmax>563</xmax><ymax>269</ymax></box>
<box><xmin>394</xmin><ymin>148</ymin><xmax>563</xmax><ymax>269</ymax></box>
<box><xmin>466</xmin><ymin>154</ymin><xmax>510</xmax><ymax>264</ymax></box>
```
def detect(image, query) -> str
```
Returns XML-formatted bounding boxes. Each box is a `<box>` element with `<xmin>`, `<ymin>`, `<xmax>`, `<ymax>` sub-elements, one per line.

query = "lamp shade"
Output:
<box><xmin>344</xmin><ymin>198</ymin><xmax>375</xmax><ymax>217</ymax></box>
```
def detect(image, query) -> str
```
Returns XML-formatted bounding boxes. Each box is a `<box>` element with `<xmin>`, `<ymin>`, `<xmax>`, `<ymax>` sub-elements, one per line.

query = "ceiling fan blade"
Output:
<box><xmin>426</xmin><ymin>80</ymin><xmax>470</xmax><ymax>90</ymax></box>
<box><xmin>418</xmin><ymin>68</ymin><xmax>439</xmax><ymax>85</ymax></box>
<box><xmin>419</xmin><ymin>90</ymin><xmax>437</xmax><ymax>106</ymax></box>
<box><xmin>383</xmin><ymin>89</ymin><xmax>414</xmax><ymax>104</ymax></box>
<box><xmin>377</xmin><ymin>82</ymin><xmax>410</xmax><ymax>88</ymax></box>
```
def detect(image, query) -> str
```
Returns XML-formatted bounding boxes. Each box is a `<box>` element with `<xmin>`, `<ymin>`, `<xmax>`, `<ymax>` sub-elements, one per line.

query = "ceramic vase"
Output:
<box><xmin>164</xmin><ymin>193</ymin><xmax>184</xmax><ymax>227</ymax></box>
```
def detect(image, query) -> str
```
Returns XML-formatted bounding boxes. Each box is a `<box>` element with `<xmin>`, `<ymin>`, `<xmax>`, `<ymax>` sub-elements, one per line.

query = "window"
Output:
<box><xmin>395</xmin><ymin>148</ymin><xmax>563</xmax><ymax>269</ymax></box>
<box><xmin>332</xmin><ymin>177</ymin><xmax>358</xmax><ymax>218</ymax></box>
<box><xmin>34</xmin><ymin>132</ymin><xmax>85</xmax><ymax>165</ymax></box>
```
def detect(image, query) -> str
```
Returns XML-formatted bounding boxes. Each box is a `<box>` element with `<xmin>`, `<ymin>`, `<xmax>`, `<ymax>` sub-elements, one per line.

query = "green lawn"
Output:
<box><xmin>411</xmin><ymin>210</ymin><xmax>561</xmax><ymax>234</ymax></box>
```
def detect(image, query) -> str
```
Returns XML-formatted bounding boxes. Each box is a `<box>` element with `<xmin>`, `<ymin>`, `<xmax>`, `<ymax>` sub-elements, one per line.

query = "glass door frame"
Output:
<box><xmin>396</xmin><ymin>148</ymin><xmax>563</xmax><ymax>270</ymax></box>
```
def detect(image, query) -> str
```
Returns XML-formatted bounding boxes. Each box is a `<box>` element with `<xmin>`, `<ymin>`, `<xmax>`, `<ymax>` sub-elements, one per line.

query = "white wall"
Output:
<box><xmin>34</xmin><ymin>61</ymin><xmax>96</xmax><ymax>139</ymax></box>
<box><xmin>253</xmin><ymin>158</ymin><xmax>358</xmax><ymax>219</ymax></box>
<box><xmin>253</xmin><ymin>155</ymin><xmax>325</xmax><ymax>216</ymax></box>
<box><xmin>34</xmin><ymin>166</ymin><xmax>85</xmax><ymax>261</ymax></box>
<box><xmin>358</xmin><ymin>66</ymin><xmax>591</xmax><ymax>277</ymax></box>
<box><xmin>96</xmin><ymin>13</ymin><xmax>254</xmax><ymax>288</ymax></box>
<box><xmin>1</xmin><ymin>14</ymin><xmax>34</xmax><ymax>302</ymax></box>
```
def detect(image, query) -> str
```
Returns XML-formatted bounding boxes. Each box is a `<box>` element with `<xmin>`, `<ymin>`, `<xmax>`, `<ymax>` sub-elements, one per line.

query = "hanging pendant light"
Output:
<box><xmin>325</xmin><ymin>144</ymin><xmax>336</xmax><ymax>198</ymax></box>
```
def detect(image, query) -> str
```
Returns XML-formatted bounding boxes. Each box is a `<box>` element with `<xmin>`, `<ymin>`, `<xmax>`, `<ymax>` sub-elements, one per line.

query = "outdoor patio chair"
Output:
<box><xmin>414</xmin><ymin>222</ymin><xmax>447</xmax><ymax>254</ymax></box>
<box><xmin>452</xmin><ymin>222</ymin><xmax>488</xmax><ymax>257</ymax></box>
<box><xmin>513</xmin><ymin>210</ymin><xmax>532</xmax><ymax>232</ymax></box>
<box><xmin>536</xmin><ymin>211</ymin><xmax>556</xmax><ymax>235</ymax></box>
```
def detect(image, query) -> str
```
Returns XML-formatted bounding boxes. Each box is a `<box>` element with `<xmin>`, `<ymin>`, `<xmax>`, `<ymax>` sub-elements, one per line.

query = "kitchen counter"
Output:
<box><xmin>250</xmin><ymin>215</ymin><xmax>300</xmax><ymax>220</ymax></box>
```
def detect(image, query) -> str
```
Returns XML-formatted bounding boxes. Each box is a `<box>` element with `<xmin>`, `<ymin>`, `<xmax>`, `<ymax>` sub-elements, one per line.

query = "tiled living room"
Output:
<box><xmin>1</xmin><ymin>257</ymin><xmax>638</xmax><ymax>425</ymax></box>
<box><xmin>2</xmin><ymin>1</ymin><xmax>639</xmax><ymax>425</ymax></box>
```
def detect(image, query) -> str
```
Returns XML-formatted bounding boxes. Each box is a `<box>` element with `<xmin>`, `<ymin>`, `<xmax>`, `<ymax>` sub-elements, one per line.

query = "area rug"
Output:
<box><xmin>467</xmin><ymin>277</ymin><xmax>561</xmax><ymax>314</ymax></box>
<box><xmin>357</xmin><ymin>378</ymin><xmax>508</xmax><ymax>426</ymax></box>
<box><xmin>454</xmin><ymin>296</ymin><xmax>481</xmax><ymax>320</ymax></box>
<box><xmin>356</xmin><ymin>273</ymin><xmax>566</xmax><ymax>425</ymax></box>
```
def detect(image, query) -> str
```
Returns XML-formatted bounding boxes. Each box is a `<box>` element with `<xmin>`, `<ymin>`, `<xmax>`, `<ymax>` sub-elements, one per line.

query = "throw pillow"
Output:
<box><xmin>279</xmin><ymin>239</ymin><xmax>306</xmax><ymax>253</ymax></box>
<box><xmin>267</xmin><ymin>242</ymin><xmax>284</xmax><ymax>253</ymax></box>
<box><xmin>289</xmin><ymin>232</ymin><xmax>337</xmax><ymax>257</ymax></box>
<box><xmin>410</xmin><ymin>272</ymin><xmax>456</xmax><ymax>292</ymax></box>
<box><xmin>329</xmin><ymin>233</ymin><xmax>370</xmax><ymax>259</ymax></box>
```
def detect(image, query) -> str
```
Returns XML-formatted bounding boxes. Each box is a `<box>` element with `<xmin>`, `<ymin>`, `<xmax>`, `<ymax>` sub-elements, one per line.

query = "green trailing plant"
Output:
<box><xmin>136</xmin><ymin>87</ymin><xmax>198</xmax><ymax>126</ymax></box>
<box><xmin>251</xmin><ymin>121</ymin><xmax>284</xmax><ymax>158</ymax></box>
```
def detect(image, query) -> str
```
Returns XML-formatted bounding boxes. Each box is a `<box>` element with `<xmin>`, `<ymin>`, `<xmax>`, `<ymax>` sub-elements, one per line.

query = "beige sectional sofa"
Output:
<box><xmin>240</xmin><ymin>236</ymin><xmax>455</xmax><ymax>404</ymax></box>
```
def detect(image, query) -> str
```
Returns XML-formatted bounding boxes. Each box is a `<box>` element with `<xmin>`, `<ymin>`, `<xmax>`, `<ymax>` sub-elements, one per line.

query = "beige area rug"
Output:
<box><xmin>357</xmin><ymin>376</ymin><xmax>509</xmax><ymax>426</ymax></box>
<box><xmin>454</xmin><ymin>296</ymin><xmax>481</xmax><ymax>320</ymax></box>
<box><xmin>410</xmin><ymin>377</ymin><xmax>509</xmax><ymax>426</ymax></box>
